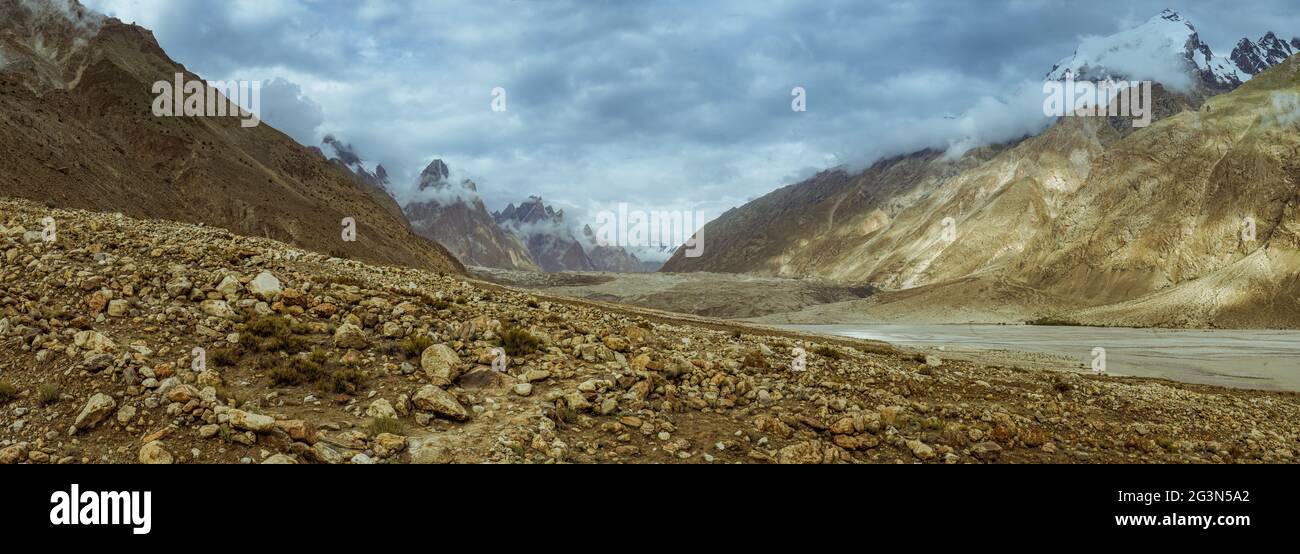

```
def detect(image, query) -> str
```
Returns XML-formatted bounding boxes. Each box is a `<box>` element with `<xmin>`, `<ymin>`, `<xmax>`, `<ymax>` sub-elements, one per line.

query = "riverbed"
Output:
<box><xmin>777</xmin><ymin>324</ymin><xmax>1300</xmax><ymax>392</ymax></box>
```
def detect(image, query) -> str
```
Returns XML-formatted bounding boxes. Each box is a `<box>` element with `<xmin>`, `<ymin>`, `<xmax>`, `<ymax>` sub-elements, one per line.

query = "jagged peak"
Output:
<box><xmin>421</xmin><ymin>159</ymin><xmax>450</xmax><ymax>181</ymax></box>
<box><xmin>1156</xmin><ymin>8</ymin><xmax>1184</xmax><ymax>24</ymax></box>
<box><xmin>1044</xmin><ymin>10</ymin><xmax>1296</xmax><ymax>91</ymax></box>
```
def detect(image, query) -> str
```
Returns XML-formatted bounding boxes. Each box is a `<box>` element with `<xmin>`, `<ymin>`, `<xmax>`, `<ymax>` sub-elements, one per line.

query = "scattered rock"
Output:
<box><xmin>420</xmin><ymin>344</ymin><xmax>461</xmax><ymax>381</ymax></box>
<box><xmin>333</xmin><ymin>323</ymin><xmax>370</xmax><ymax>349</ymax></box>
<box><xmin>248</xmin><ymin>271</ymin><xmax>282</xmax><ymax>300</ymax></box>
<box><xmin>138</xmin><ymin>441</ymin><xmax>173</xmax><ymax>464</ymax></box>
<box><xmin>412</xmin><ymin>385</ymin><xmax>469</xmax><ymax>421</ymax></box>
<box><xmin>73</xmin><ymin>393</ymin><xmax>117</xmax><ymax>432</ymax></box>
<box><xmin>229</xmin><ymin>409</ymin><xmax>276</xmax><ymax>433</ymax></box>
<box><xmin>906</xmin><ymin>439</ymin><xmax>935</xmax><ymax>461</ymax></box>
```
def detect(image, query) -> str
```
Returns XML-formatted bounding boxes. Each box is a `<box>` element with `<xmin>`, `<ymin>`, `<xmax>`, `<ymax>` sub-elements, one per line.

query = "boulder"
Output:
<box><xmin>412</xmin><ymin>385</ymin><xmax>469</xmax><ymax>421</ymax></box>
<box><xmin>73</xmin><ymin>393</ymin><xmax>117</xmax><ymax>431</ymax></box>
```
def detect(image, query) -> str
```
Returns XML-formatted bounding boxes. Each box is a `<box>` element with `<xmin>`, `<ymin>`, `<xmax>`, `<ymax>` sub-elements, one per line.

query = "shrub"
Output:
<box><xmin>367</xmin><ymin>416</ymin><xmax>405</xmax><ymax>436</ymax></box>
<box><xmin>813</xmin><ymin>345</ymin><xmax>844</xmax><ymax>360</ymax></box>
<box><xmin>400</xmin><ymin>335</ymin><xmax>433</xmax><ymax>359</ymax></box>
<box><xmin>500</xmin><ymin>326</ymin><xmax>540</xmax><ymax>356</ymax></box>
<box><xmin>211</xmin><ymin>347</ymin><xmax>240</xmax><ymax>367</ymax></box>
<box><xmin>38</xmin><ymin>383</ymin><xmax>60</xmax><ymax>406</ymax></box>
<box><xmin>267</xmin><ymin>354</ymin><xmax>329</xmax><ymax>387</ymax></box>
<box><xmin>241</xmin><ymin>316</ymin><xmax>312</xmax><ymax>354</ymax></box>
<box><xmin>268</xmin><ymin>365</ymin><xmax>306</xmax><ymax>387</ymax></box>
<box><xmin>0</xmin><ymin>381</ymin><xmax>16</xmax><ymax>403</ymax></box>
<box><xmin>317</xmin><ymin>370</ymin><xmax>365</xmax><ymax>395</ymax></box>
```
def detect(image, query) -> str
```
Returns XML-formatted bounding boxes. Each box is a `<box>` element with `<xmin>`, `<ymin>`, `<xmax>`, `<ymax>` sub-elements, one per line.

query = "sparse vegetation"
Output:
<box><xmin>500</xmin><ymin>325</ymin><xmax>540</xmax><ymax>356</ymax></box>
<box><xmin>210</xmin><ymin>347</ymin><xmax>240</xmax><ymax>367</ymax></box>
<box><xmin>367</xmin><ymin>416</ymin><xmax>405</xmax><ymax>436</ymax></box>
<box><xmin>318</xmin><ymin>369</ymin><xmax>365</xmax><ymax>395</ymax></box>
<box><xmin>38</xmin><ymin>383</ymin><xmax>60</xmax><ymax>405</ymax></box>
<box><xmin>1027</xmin><ymin>316</ymin><xmax>1083</xmax><ymax>327</ymax></box>
<box><xmin>240</xmin><ymin>315</ymin><xmax>313</xmax><ymax>354</ymax></box>
<box><xmin>813</xmin><ymin>345</ymin><xmax>844</xmax><ymax>360</ymax></box>
<box><xmin>400</xmin><ymin>335</ymin><xmax>433</xmax><ymax>358</ymax></box>
<box><xmin>0</xmin><ymin>381</ymin><xmax>16</xmax><ymax>403</ymax></box>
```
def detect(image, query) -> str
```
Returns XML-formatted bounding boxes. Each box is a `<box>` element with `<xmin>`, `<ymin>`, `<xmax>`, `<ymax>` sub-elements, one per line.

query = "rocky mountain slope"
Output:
<box><xmin>2</xmin><ymin>197</ymin><xmax>1298</xmax><ymax>465</ymax></box>
<box><xmin>400</xmin><ymin>159</ymin><xmax>541</xmax><ymax>271</ymax></box>
<box><xmin>0</xmin><ymin>0</ymin><xmax>461</xmax><ymax>274</ymax></box>
<box><xmin>664</xmin><ymin>12</ymin><xmax>1300</xmax><ymax>329</ymax></box>
<box><xmin>581</xmin><ymin>224</ymin><xmax>647</xmax><ymax>273</ymax></box>
<box><xmin>323</xmin><ymin>142</ymin><xmax>645</xmax><ymax>274</ymax></box>
<box><xmin>495</xmin><ymin>197</ymin><xmax>595</xmax><ymax>272</ymax></box>
<box><xmin>495</xmin><ymin>196</ymin><xmax>647</xmax><ymax>273</ymax></box>
<box><xmin>1232</xmin><ymin>32</ymin><xmax>1298</xmax><ymax>77</ymax></box>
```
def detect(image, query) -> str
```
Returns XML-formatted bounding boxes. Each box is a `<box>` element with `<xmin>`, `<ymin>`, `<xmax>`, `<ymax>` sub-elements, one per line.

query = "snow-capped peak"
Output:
<box><xmin>1046</xmin><ymin>10</ymin><xmax>1247</xmax><ymax>91</ymax></box>
<box><xmin>1233</xmin><ymin>31</ymin><xmax>1297</xmax><ymax>76</ymax></box>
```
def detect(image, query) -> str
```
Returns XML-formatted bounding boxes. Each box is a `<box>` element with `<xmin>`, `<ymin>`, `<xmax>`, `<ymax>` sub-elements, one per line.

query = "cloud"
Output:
<box><xmin>259</xmin><ymin>78</ymin><xmax>324</xmax><ymax>145</ymax></box>
<box><xmin>22</xmin><ymin>0</ymin><xmax>104</xmax><ymax>31</ymax></box>
<box><xmin>80</xmin><ymin>0</ymin><xmax>1300</xmax><ymax>232</ymax></box>
<box><xmin>397</xmin><ymin>168</ymin><xmax>483</xmax><ymax>208</ymax></box>
<box><xmin>1269</xmin><ymin>91</ymin><xmax>1300</xmax><ymax>127</ymax></box>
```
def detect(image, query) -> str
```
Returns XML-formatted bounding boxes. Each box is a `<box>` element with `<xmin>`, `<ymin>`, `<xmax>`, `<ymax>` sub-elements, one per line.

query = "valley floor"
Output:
<box><xmin>1</xmin><ymin>197</ymin><xmax>1297</xmax><ymax>465</ymax></box>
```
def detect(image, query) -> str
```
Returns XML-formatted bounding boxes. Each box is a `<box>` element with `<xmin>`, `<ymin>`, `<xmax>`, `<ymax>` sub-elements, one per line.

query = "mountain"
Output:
<box><xmin>581</xmin><ymin>224</ymin><xmax>646</xmax><ymax>272</ymax></box>
<box><xmin>1231</xmin><ymin>32</ymin><xmax>1297</xmax><ymax>76</ymax></box>
<box><xmin>1046</xmin><ymin>10</ymin><xmax>1247</xmax><ymax>91</ymax></box>
<box><xmin>494</xmin><ymin>197</ymin><xmax>595</xmax><ymax>272</ymax></box>
<box><xmin>317</xmin><ymin>134</ymin><xmax>408</xmax><ymax>226</ymax></box>
<box><xmin>400</xmin><ymin>159</ymin><xmax>541</xmax><ymax>271</ymax></box>
<box><xmin>665</xmin><ymin>12</ymin><xmax>1300</xmax><ymax>328</ymax></box>
<box><xmin>0</xmin><ymin>0</ymin><xmax>461</xmax><ymax>273</ymax></box>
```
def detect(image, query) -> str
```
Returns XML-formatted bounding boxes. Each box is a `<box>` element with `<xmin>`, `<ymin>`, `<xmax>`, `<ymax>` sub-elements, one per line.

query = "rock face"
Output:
<box><xmin>495</xmin><ymin>197</ymin><xmax>597</xmax><ymax>272</ymax></box>
<box><xmin>0</xmin><ymin>0</ymin><xmax>462</xmax><ymax>275</ymax></box>
<box><xmin>401</xmin><ymin>160</ymin><xmax>541</xmax><ymax>271</ymax></box>
<box><xmin>1231</xmin><ymin>32</ymin><xmax>1297</xmax><ymax>76</ymax></box>
<box><xmin>581</xmin><ymin>225</ymin><xmax>647</xmax><ymax>273</ymax></box>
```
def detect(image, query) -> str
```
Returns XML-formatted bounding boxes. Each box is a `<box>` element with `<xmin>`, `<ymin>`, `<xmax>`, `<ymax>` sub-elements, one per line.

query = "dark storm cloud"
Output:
<box><xmin>84</xmin><ymin>0</ymin><xmax>1300</xmax><ymax>224</ymax></box>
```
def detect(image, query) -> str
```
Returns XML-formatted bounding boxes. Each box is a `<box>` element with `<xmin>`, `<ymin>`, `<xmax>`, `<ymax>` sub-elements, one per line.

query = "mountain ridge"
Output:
<box><xmin>0</xmin><ymin>0</ymin><xmax>463</xmax><ymax>274</ymax></box>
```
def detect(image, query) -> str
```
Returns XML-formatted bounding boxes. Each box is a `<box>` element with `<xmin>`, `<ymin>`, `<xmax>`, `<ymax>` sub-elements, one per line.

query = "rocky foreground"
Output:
<box><xmin>0</xmin><ymin>198</ymin><xmax>1296</xmax><ymax>465</ymax></box>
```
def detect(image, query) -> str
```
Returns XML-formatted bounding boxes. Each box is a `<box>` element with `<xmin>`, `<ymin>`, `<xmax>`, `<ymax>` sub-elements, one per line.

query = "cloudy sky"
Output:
<box><xmin>82</xmin><ymin>0</ymin><xmax>1300</xmax><ymax>225</ymax></box>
